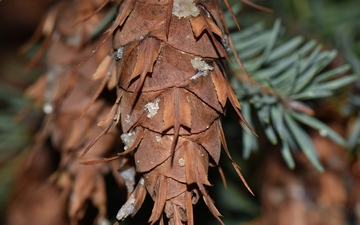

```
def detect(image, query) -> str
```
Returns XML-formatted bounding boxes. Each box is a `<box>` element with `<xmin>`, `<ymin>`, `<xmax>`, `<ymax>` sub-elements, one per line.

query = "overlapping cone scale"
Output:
<box><xmin>114</xmin><ymin>0</ymin><xmax>247</xmax><ymax>224</ymax></box>
<box><xmin>13</xmin><ymin>1</ymin><xmax>129</xmax><ymax>225</ymax></box>
<box><xmin>9</xmin><ymin>0</ymin><xmax>250</xmax><ymax>224</ymax></box>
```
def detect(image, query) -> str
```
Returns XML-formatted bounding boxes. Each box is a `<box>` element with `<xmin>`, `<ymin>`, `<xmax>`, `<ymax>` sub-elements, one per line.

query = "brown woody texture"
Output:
<box><xmin>7</xmin><ymin>0</ymin><xmax>251</xmax><ymax>225</ymax></box>
<box><xmin>7</xmin><ymin>1</ymin><xmax>127</xmax><ymax>225</ymax></box>
<box><xmin>110</xmin><ymin>0</ymin><xmax>251</xmax><ymax>224</ymax></box>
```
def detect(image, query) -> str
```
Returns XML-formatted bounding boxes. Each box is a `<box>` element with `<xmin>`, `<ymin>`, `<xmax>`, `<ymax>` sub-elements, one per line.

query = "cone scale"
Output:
<box><xmin>14</xmin><ymin>0</ymin><xmax>251</xmax><ymax>224</ymax></box>
<box><xmin>111</xmin><ymin>0</ymin><xmax>249</xmax><ymax>224</ymax></box>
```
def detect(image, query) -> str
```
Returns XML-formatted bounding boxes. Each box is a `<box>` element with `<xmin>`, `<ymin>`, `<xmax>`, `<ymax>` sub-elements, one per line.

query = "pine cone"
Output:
<box><xmin>8</xmin><ymin>1</ymin><xmax>130</xmax><ymax>224</ymax></box>
<box><xmin>9</xmin><ymin>1</ymin><xmax>251</xmax><ymax>224</ymax></box>
<box><xmin>111</xmin><ymin>1</ymin><xmax>251</xmax><ymax>224</ymax></box>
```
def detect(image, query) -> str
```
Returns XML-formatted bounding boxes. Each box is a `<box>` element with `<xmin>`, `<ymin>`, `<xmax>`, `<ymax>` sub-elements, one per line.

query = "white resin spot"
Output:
<box><xmin>119</xmin><ymin>167</ymin><xmax>136</xmax><ymax>193</ymax></box>
<box><xmin>43</xmin><ymin>103</ymin><xmax>53</xmax><ymax>114</ymax></box>
<box><xmin>125</xmin><ymin>115</ymin><xmax>132</xmax><ymax>124</ymax></box>
<box><xmin>116</xmin><ymin>193</ymin><xmax>136</xmax><ymax>221</ymax></box>
<box><xmin>116</xmin><ymin>46</ymin><xmax>124</xmax><ymax>60</ymax></box>
<box><xmin>144</xmin><ymin>98</ymin><xmax>160</xmax><ymax>118</ymax></box>
<box><xmin>190</xmin><ymin>58</ymin><xmax>214</xmax><ymax>80</ymax></box>
<box><xmin>172</xmin><ymin>0</ymin><xmax>200</xmax><ymax>18</ymax></box>
<box><xmin>155</xmin><ymin>135</ymin><xmax>162</xmax><ymax>142</ymax></box>
<box><xmin>178</xmin><ymin>158</ymin><xmax>185</xmax><ymax>167</ymax></box>
<box><xmin>121</xmin><ymin>131</ymin><xmax>136</xmax><ymax>150</ymax></box>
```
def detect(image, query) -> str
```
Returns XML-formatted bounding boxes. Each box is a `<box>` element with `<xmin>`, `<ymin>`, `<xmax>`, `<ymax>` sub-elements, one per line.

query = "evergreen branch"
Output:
<box><xmin>229</xmin><ymin>20</ymin><xmax>354</xmax><ymax>170</ymax></box>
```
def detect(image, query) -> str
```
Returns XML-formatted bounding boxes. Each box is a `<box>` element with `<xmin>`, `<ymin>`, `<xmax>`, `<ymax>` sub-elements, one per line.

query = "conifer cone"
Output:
<box><xmin>9</xmin><ymin>0</ymin><xmax>251</xmax><ymax>224</ymax></box>
<box><xmin>109</xmin><ymin>0</ymin><xmax>251</xmax><ymax>224</ymax></box>
<box><xmin>8</xmin><ymin>1</ymin><xmax>131</xmax><ymax>224</ymax></box>
<box><xmin>35</xmin><ymin>1</ymin><xmax>126</xmax><ymax>223</ymax></box>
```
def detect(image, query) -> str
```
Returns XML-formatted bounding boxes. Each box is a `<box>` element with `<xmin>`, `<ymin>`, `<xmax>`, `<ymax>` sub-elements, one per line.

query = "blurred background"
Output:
<box><xmin>1</xmin><ymin>0</ymin><xmax>360</xmax><ymax>224</ymax></box>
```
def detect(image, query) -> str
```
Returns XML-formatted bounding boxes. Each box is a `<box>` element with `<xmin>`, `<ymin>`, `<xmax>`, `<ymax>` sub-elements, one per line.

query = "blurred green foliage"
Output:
<box><xmin>0</xmin><ymin>50</ymin><xmax>43</xmax><ymax>222</ymax></box>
